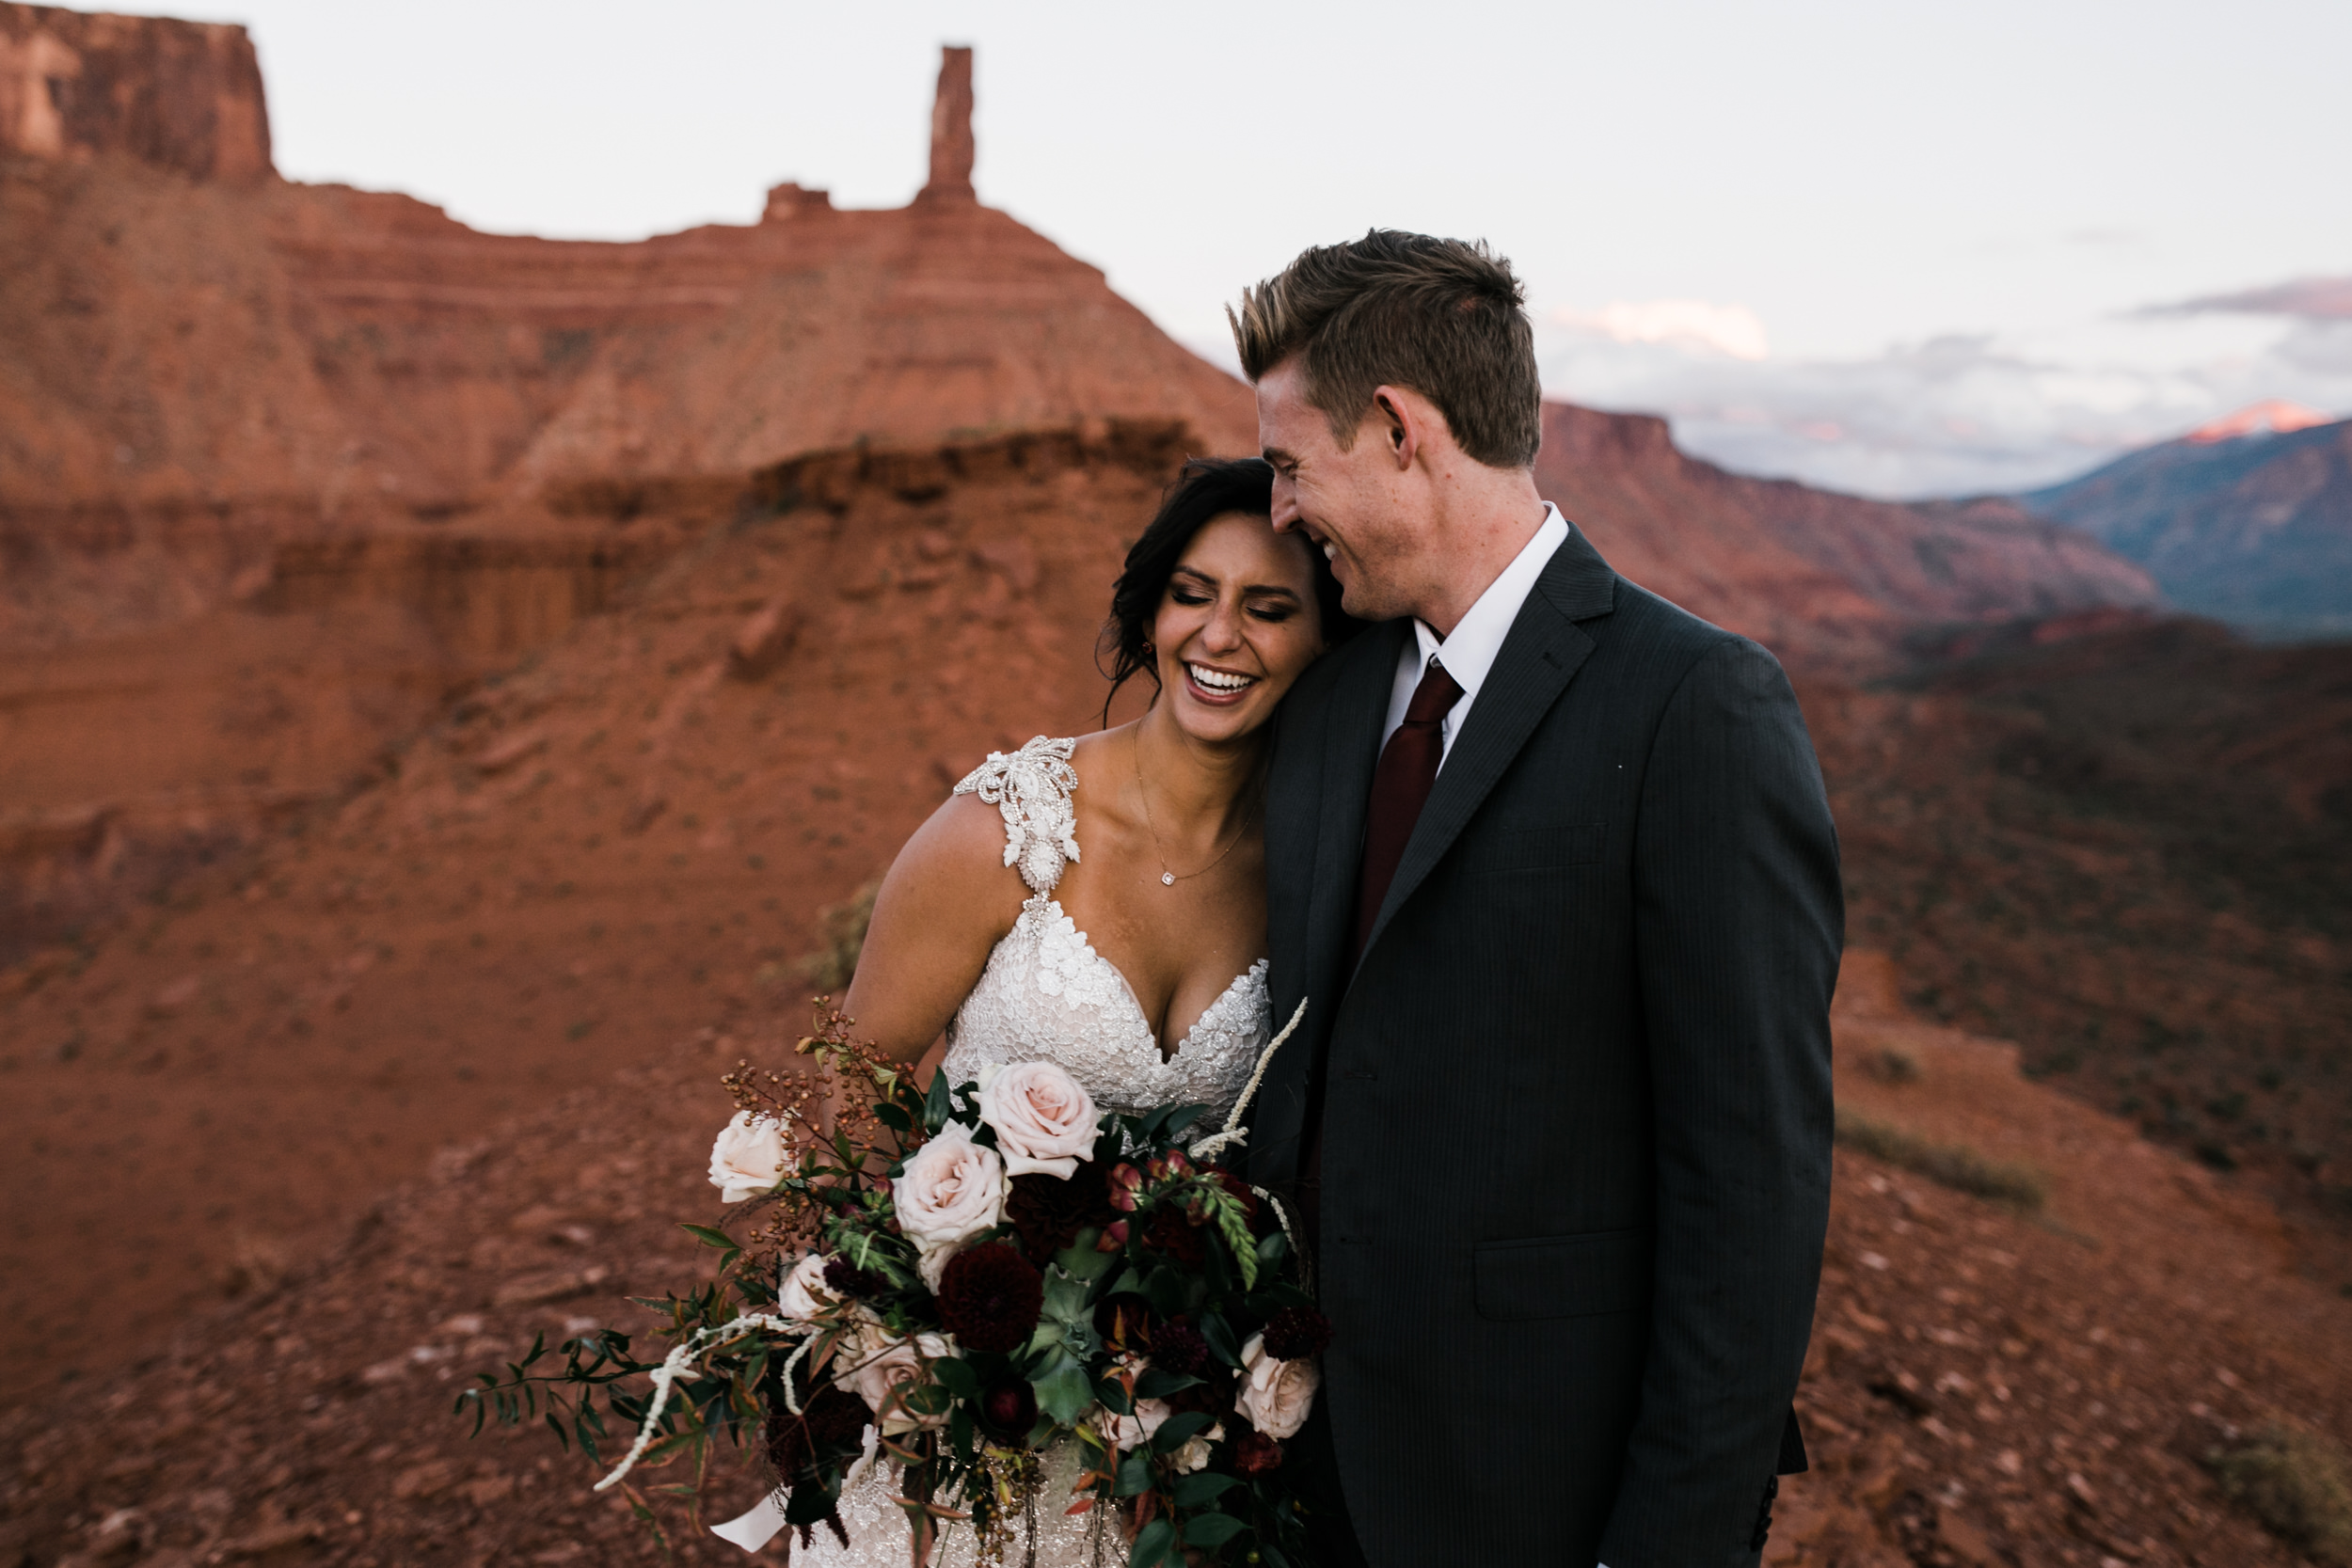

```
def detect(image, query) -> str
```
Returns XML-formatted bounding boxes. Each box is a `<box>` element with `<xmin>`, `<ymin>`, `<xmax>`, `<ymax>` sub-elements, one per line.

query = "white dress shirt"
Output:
<box><xmin>1380</xmin><ymin>502</ymin><xmax>1571</xmax><ymax>767</ymax></box>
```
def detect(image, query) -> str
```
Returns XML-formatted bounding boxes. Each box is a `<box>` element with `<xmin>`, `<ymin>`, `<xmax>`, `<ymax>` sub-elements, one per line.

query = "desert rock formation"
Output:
<box><xmin>1540</xmin><ymin>403</ymin><xmax>2164</xmax><ymax>669</ymax></box>
<box><xmin>2021</xmin><ymin>409</ymin><xmax>2352</xmax><ymax>640</ymax></box>
<box><xmin>0</xmin><ymin>3</ymin><xmax>269</xmax><ymax>179</ymax></box>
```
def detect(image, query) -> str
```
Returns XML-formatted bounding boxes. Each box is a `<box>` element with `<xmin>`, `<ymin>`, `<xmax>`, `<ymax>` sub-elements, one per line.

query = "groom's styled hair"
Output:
<box><xmin>1230</xmin><ymin>230</ymin><xmax>1542</xmax><ymax>469</ymax></box>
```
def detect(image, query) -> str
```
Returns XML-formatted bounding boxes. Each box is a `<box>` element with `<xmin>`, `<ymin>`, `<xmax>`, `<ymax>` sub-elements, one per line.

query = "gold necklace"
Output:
<box><xmin>1132</xmin><ymin>731</ymin><xmax>1253</xmax><ymax>887</ymax></box>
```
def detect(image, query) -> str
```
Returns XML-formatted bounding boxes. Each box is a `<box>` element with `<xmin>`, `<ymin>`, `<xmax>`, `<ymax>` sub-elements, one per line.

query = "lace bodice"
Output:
<box><xmin>780</xmin><ymin>737</ymin><xmax>1272</xmax><ymax>1568</ymax></box>
<box><xmin>942</xmin><ymin>736</ymin><xmax>1272</xmax><ymax>1123</ymax></box>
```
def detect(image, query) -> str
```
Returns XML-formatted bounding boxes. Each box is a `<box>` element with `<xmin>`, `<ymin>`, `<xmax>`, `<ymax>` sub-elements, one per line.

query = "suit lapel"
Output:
<box><xmin>1252</xmin><ymin>619</ymin><xmax>1406</xmax><ymax>1167</ymax></box>
<box><xmin>1352</xmin><ymin>527</ymin><xmax>1616</xmax><ymax>974</ymax></box>
<box><xmin>1304</xmin><ymin>619</ymin><xmax>1407</xmax><ymax>996</ymax></box>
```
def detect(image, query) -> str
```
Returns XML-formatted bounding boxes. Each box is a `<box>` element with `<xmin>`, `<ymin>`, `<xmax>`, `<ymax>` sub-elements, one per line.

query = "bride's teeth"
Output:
<box><xmin>1187</xmin><ymin>664</ymin><xmax>1256</xmax><ymax>692</ymax></box>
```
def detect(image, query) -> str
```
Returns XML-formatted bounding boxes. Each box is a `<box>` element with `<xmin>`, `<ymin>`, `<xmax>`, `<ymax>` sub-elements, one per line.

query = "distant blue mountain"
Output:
<box><xmin>2019</xmin><ymin>405</ymin><xmax>2352</xmax><ymax>641</ymax></box>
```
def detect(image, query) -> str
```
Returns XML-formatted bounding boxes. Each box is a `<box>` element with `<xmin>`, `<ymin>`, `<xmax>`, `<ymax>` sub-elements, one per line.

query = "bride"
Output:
<box><xmin>800</xmin><ymin>456</ymin><xmax>1352</xmax><ymax>1567</ymax></box>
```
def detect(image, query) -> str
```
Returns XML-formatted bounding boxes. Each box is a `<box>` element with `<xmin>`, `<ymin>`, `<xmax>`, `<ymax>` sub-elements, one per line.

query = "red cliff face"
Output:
<box><xmin>0</xmin><ymin>2</ymin><xmax>269</xmax><ymax>180</ymax></box>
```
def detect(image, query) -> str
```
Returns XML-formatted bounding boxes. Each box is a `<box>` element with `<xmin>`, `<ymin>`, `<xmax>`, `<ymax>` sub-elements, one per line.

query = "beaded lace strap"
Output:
<box><xmin>953</xmin><ymin>735</ymin><xmax>1081</xmax><ymax>895</ymax></box>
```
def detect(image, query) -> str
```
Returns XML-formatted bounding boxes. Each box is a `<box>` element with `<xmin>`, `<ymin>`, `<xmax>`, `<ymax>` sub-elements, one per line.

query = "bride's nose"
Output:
<box><xmin>1199</xmin><ymin>595</ymin><xmax>1247</xmax><ymax>653</ymax></box>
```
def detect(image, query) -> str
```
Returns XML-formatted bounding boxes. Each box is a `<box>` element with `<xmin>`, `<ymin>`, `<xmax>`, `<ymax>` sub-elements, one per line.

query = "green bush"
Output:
<box><xmin>2208</xmin><ymin>1424</ymin><xmax>2352</xmax><ymax>1565</ymax></box>
<box><xmin>1834</xmin><ymin>1108</ymin><xmax>2048</xmax><ymax>1212</ymax></box>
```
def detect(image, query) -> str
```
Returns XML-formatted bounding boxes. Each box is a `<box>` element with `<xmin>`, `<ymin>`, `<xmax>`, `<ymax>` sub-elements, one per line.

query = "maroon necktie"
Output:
<box><xmin>1301</xmin><ymin>655</ymin><xmax>1465</xmax><ymax>1250</ymax></box>
<box><xmin>1350</xmin><ymin>657</ymin><xmax>1464</xmax><ymax>968</ymax></box>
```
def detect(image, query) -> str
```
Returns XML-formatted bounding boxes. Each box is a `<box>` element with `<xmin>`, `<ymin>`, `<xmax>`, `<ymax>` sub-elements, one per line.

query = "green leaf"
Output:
<box><xmin>873</xmin><ymin>1101</ymin><xmax>913</xmax><ymax>1133</ymax></box>
<box><xmin>1130</xmin><ymin>1517</ymin><xmax>1178</xmax><ymax>1568</ymax></box>
<box><xmin>1053</xmin><ymin>1236</ymin><xmax>1118</xmax><ymax>1281</ymax></box>
<box><xmin>1197</xmin><ymin>1312</ymin><xmax>1242</xmax><ymax>1370</ymax></box>
<box><xmin>1093</xmin><ymin>1372</ymin><xmax>1134</xmax><ymax>1416</ymax></box>
<box><xmin>1161</xmin><ymin>1104</ymin><xmax>1206</xmax><ymax>1138</ymax></box>
<box><xmin>1170</xmin><ymin>1470</ymin><xmax>1242</xmax><ymax>1508</ymax></box>
<box><xmin>1133</xmin><ymin>1367</ymin><xmax>1202</xmax><ymax>1401</ymax></box>
<box><xmin>1150</xmin><ymin>1411</ymin><xmax>1215</xmax><ymax>1454</ymax></box>
<box><xmin>1184</xmin><ymin>1512</ymin><xmax>1248</xmax><ymax>1547</ymax></box>
<box><xmin>679</xmin><ymin>1223</ymin><xmax>738</xmax><ymax>1251</ymax></box>
<box><xmin>924</xmin><ymin>1069</ymin><xmax>951</xmax><ymax>1134</ymax></box>
<box><xmin>1114</xmin><ymin>1449</ymin><xmax>1155</xmax><ymax>1498</ymax></box>
<box><xmin>930</xmin><ymin>1355</ymin><xmax>980</xmax><ymax>1401</ymax></box>
<box><xmin>1032</xmin><ymin>1365</ymin><xmax>1093</xmax><ymax>1428</ymax></box>
<box><xmin>949</xmin><ymin>1404</ymin><xmax>976</xmax><ymax>1463</ymax></box>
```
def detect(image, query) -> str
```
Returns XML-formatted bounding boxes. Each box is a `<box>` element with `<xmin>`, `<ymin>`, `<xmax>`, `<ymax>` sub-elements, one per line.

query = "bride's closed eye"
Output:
<box><xmin>1168</xmin><ymin>587</ymin><xmax>1297</xmax><ymax>623</ymax></box>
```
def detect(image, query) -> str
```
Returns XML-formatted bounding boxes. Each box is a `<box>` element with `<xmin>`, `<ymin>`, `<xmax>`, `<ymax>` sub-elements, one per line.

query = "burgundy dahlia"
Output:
<box><xmin>1261</xmin><ymin>1306</ymin><xmax>1333</xmax><ymax>1361</ymax></box>
<box><xmin>765</xmin><ymin>1377</ymin><xmax>870</xmax><ymax>1479</ymax></box>
<box><xmin>1142</xmin><ymin>1205</ymin><xmax>1206</xmax><ymax>1267</ymax></box>
<box><xmin>822</xmin><ymin>1258</ymin><xmax>887</xmax><ymax>1300</ymax></box>
<box><xmin>1005</xmin><ymin>1167</ymin><xmax>1118</xmax><ymax>1260</ymax></box>
<box><xmin>1149</xmin><ymin>1317</ymin><xmax>1209</xmax><ymax>1377</ymax></box>
<box><xmin>935</xmin><ymin>1243</ymin><xmax>1043</xmax><ymax>1354</ymax></box>
<box><xmin>1232</xmin><ymin>1431</ymin><xmax>1284</xmax><ymax>1476</ymax></box>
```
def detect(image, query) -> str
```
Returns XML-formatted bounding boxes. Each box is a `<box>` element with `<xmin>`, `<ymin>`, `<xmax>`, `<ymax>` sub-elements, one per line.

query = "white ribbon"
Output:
<box><xmin>710</xmin><ymin>1423</ymin><xmax>880</xmax><ymax>1555</ymax></box>
<box><xmin>710</xmin><ymin>1489</ymin><xmax>792</xmax><ymax>1553</ymax></box>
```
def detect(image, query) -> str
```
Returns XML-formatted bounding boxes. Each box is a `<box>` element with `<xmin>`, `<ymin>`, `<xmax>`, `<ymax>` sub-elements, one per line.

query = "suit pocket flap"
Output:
<box><xmin>1473</xmin><ymin>1227</ymin><xmax>1652</xmax><ymax>1322</ymax></box>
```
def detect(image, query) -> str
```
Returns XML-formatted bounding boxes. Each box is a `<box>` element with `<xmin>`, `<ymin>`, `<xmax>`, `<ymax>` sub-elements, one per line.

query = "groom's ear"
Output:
<box><xmin>1370</xmin><ymin>384</ymin><xmax>1424</xmax><ymax>472</ymax></box>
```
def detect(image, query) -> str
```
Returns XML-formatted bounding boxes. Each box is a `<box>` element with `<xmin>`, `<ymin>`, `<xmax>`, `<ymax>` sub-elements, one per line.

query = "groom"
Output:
<box><xmin>1235</xmin><ymin>232</ymin><xmax>1840</xmax><ymax>1567</ymax></box>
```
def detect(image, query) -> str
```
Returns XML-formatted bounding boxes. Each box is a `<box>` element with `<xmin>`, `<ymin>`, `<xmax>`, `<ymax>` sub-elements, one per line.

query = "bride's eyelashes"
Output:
<box><xmin>1166</xmin><ymin>587</ymin><xmax>1297</xmax><ymax>624</ymax></box>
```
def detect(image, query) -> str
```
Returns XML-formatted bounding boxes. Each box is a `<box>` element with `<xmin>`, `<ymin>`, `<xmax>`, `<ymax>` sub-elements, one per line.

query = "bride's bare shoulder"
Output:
<box><xmin>889</xmin><ymin>788</ymin><xmax>1026</xmax><ymax>899</ymax></box>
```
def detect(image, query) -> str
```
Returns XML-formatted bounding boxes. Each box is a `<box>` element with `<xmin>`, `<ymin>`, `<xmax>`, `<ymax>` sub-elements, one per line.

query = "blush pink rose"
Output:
<box><xmin>707</xmin><ymin>1112</ymin><xmax>786</xmax><ymax>1202</ymax></box>
<box><xmin>892</xmin><ymin>1122</ymin><xmax>1007</xmax><ymax>1288</ymax></box>
<box><xmin>1234</xmin><ymin>1332</ymin><xmax>1319</xmax><ymax>1440</ymax></box>
<box><xmin>836</xmin><ymin>1326</ymin><xmax>953</xmax><ymax>1436</ymax></box>
<box><xmin>977</xmin><ymin>1061</ymin><xmax>1101</xmax><ymax>1180</ymax></box>
<box><xmin>775</xmin><ymin>1251</ymin><xmax>833</xmax><ymax>1323</ymax></box>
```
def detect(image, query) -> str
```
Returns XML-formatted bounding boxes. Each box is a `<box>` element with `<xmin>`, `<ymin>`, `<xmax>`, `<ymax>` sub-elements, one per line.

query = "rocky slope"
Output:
<box><xmin>0</xmin><ymin>422</ymin><xmax>1193</xmax><ymax>1402</ymax></box>
<box><xmin>1540</xmin><ymin>404</ymin><xmax>2165</xmax><ymax>671</ymax></box>
<box><xmin>5</xmin><ymin>956</ymin><xmax>2346</xmax><ymax>1568</ymax></box>
<box><xmin>2018</xmin><ymin>407</ymin><xmax>2352</xmax><ymax>641</ymax></box>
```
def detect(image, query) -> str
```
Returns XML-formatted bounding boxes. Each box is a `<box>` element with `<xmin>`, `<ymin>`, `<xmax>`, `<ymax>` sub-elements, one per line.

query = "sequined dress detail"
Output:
<box><xmin>794</xmin><ymin>736</ymin><xmax>1271</xmax><ymax>1568</ymax></box>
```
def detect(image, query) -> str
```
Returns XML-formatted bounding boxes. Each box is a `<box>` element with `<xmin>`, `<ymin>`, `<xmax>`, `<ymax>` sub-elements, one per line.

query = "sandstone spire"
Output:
<box><xmin>919</xmin><ymin>44</ymin><xmax>976</xmax><ymax>204</ymax></box>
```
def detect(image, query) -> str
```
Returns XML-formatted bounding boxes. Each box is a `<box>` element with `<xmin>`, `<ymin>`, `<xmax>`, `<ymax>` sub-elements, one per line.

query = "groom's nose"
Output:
<box><xmin>1269</xmin><ymin>475</ymin><xmax>1301</xmax><ymax>532</ymax></box>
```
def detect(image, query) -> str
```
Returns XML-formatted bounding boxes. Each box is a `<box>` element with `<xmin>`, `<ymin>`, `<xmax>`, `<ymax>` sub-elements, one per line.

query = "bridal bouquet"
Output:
<box><xmin>457</xmin><ymin>1002</ymin><xmax>1326</xmax><ymax>1568</ymax></box>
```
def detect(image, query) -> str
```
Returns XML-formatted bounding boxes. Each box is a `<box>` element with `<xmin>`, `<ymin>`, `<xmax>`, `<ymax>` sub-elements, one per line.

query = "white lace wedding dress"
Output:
<box><xmin>792</xmin><ymin>736</ymin><xmax>1273</xmax><ymax>1568</ymax></box>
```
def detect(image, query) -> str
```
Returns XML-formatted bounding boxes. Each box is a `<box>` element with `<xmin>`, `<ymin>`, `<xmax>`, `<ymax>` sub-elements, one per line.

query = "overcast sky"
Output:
<box><xmin>135</xmin><ymin>0</ymin><xmax>2352</xmax><ymax>497</ymax></box>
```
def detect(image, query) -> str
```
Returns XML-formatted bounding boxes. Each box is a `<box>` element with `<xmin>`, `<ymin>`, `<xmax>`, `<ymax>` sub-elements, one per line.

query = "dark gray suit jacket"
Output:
<box><xmin>1248</xmin><ymin>522</ymin><xmax>1840</xmax><ymax>1566</ymax></box>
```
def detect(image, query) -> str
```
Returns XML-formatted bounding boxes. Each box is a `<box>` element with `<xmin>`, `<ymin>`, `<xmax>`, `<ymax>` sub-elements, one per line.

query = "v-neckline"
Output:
<box><xmin>1036</xmin><ymin>897</ymin><xmax>1263</xmax><ymax>1065</ymax></box>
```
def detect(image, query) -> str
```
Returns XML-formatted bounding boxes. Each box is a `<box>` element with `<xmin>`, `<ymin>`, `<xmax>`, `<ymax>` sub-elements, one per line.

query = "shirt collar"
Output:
<box><xmin>1410</xmin><ymin>503</ymin><xmax>1570</xmax><ymax>701</ymax></box>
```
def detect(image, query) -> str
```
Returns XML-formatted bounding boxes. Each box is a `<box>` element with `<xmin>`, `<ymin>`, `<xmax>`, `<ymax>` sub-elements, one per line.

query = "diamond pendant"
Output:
<box><xmin>1161</xmin><ymin>872</ymin><xmax>1176</xmax><ymax>886</ymax></box>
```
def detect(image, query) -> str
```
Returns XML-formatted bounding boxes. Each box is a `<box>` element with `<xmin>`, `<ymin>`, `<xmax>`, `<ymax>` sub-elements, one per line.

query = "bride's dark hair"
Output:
<box><xmin>1098</xmin><ymin>456</ymin><xmax>1360</xmax><ymax>721</ymax></box>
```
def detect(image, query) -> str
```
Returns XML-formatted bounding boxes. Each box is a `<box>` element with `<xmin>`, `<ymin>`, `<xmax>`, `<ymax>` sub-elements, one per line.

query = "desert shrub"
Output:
<box><xmin>1834</xmin><ymin>1108</ymin><xmax>2048</xmax><ymax>1212</ymax></box>
<box><xmin>794</xmin><ymin>878</ymin><xmax>882</xmax><ymax>993</ymax></box>
<box><xmin>1864</xmin><ymin>1046</ymin><xmax>1922</xmax><ymax>1085</ymax></box>
<box><xmin>2207</xmin><ymin>1423</ymin><xmax>2352</xmax><ymax>1565</ymax></box>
